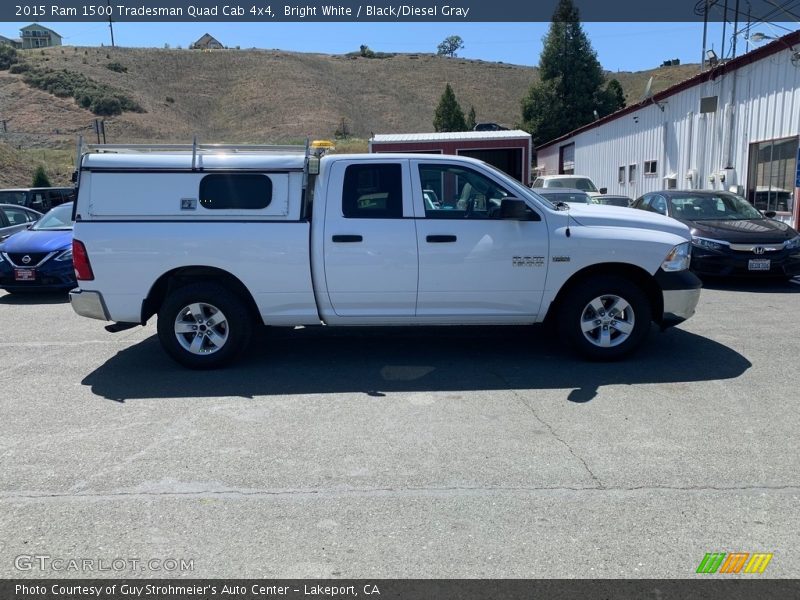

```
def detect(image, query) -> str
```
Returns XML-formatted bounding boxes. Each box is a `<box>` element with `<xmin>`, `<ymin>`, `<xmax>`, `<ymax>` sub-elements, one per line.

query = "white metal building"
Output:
<box><xmin>536</xmin><ymin>30</ymin><xmax>800</xmax><ymax>228</ymax></box>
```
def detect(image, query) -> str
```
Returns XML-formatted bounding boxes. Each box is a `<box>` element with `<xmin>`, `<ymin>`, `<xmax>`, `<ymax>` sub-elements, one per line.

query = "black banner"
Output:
<box><xmin>3</xmin><ymin>580</ymin><xmax>800</xmax><ymax>600</ymax></box>
<box><xmin>3</xmin><ymin>0</ymin><xmax>799</xmax><ymax>22</ymax></box>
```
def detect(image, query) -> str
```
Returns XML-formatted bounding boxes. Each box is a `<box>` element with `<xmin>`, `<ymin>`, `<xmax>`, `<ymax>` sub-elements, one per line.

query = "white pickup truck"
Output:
<box><xmin>69</xmin><ymin>142</ymin><xmax>701</xmax><ymax>368</ymax></box>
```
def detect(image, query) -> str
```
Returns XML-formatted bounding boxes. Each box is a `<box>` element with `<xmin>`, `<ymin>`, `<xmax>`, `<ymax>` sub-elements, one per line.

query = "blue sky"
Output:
<box><xmin>2</xmin><ymin>21</ymin><xmax>796</xmax><ymax>71</ymax></box>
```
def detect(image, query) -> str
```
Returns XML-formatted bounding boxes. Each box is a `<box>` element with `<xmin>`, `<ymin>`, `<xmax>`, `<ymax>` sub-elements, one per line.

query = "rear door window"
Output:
<box><xmin>342</xmin><ymin>164</ymin><xmax>403</xmax><ymax>219</ymax></box>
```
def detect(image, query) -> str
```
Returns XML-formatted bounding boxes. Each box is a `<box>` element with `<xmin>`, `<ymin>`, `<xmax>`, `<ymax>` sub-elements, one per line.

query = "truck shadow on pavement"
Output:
<box><xmin>0</xmin><ymin>291</ymin><xmax>70</xmax><ymax>304</ymax></box>
<box><xmin>82</xmin><ymin>325</ymin><xmax>751</xmax><ymax>404</ymax></box>
<box><xmin>699</xmin><ymin>276</ymin><xmax>800</xmax><ymax>293</ymax></box>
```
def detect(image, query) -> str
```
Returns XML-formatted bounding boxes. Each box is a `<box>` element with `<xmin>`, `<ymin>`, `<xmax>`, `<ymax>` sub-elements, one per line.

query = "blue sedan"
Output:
<box><xmin>0</xmin><ymin>203</ymin><xmax>75</xmax><ymax>293</ymax></box>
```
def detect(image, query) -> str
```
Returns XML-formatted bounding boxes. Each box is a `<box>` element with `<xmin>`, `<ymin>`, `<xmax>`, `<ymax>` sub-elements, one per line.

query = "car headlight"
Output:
<box><xmin>54</xmin><ymin>248</ymin><xmax>73</xmax><ymax>262</ymax></box>
<box><xmin>692</xmin><ymin>236</ymin><xmax>728</xmax><ymax>251</ymax></box>
<box><xmin>785</xmin><ymin>236</ymin><xmax>800</xmax><ymax>250</ymax></box>
<box><xmin>662</xmin><ymin>242</ymin><xmax>692</xmax><ymax>272</ymax></box>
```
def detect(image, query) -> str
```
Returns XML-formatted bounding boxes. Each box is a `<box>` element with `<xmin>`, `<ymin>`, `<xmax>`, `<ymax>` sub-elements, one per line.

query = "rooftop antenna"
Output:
<box><xmin>639</xmin><ymin>76</ymin><xmax>654</xmax><ymax>104</ymax></box>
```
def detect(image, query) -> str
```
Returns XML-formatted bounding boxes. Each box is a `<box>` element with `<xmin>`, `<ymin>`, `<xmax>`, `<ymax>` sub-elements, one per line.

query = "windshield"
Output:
<box><xmin>549</xmin><ymin>178</ymin><xmax>598</xmax><ymax>193</ymax></box>
<box><xmin>669</xmin><ymin>193</ymin><xmax>763</xmax><ymax>221</ymax></box>
<box><xmin>542</xmin><ymin>191</ymin><xmax>592</xmax><ymax>205</ymax></box>
<box><xmin>32</xmin><ymin>203</ymin><xmax>74</xmax><ymax>231</ymax></box>
<box><xmin>0</xmin><ymin>191</ymin><xmax>28</xmax><ymax>205</ymax></box>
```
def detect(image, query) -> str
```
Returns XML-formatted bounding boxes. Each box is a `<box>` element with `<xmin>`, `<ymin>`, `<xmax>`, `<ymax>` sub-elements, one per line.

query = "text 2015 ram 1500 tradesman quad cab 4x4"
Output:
<box><xmin>69</xmin><ymin>141</ymin><xmax>700</xmax><ymax>368</ymax></box>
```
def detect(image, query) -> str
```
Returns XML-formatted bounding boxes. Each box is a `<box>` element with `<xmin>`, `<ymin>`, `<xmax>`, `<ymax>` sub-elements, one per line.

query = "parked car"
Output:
<box><xmin>0</xmin><ymin>187</ymin><xmax>75</xmax><ymax>213</ymax></box>
<box><xmin>593</xmin><ymin>194</ymin><xmax>632</xmax><ymax>207</ymax></box>
<box><xmin>531</xmin><ymin>175</ymin><xmax>607</xmax><ymax>197</ymax></box>
<box><xmin>631</xmin><ymin>190</ymin><xmax>800</xmax><ymax>279</ymax></box>
<box><xmin>534</xmin><ymin>188</ymin><xmax>593</xmax><ymax>206</ymax></box>
<box><xmin>0</xmin><ymin>202</ymin><xmax>75</xmax><ymax>293</ymax></box>
<box><xmin>0</xmin><ymin>204</ymin><xmax>41</xmax><ymax>242</ymax></box>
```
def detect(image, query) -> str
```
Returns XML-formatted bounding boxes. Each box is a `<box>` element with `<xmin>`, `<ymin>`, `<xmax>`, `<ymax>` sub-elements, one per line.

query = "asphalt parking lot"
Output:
<box><xmin>1</xmin><ymin>279</ymin><xmax>799</xmax><ymax>579</ymax></box>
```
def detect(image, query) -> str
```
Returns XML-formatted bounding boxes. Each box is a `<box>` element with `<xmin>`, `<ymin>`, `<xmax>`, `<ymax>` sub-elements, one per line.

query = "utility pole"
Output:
<box><xmin>107</xmin><ymin>0</ymin><xmax>115</xmax><ymax>47</ymax></box>
<box><xmin>701</xmin><ymin>0</ymin><xmax>709</xmax><ymax>69</ymax></box>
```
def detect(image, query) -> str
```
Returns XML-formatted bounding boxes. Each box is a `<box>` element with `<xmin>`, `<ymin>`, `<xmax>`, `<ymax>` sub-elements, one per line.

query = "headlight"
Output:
<box><xmin>662</xmin><ymin>242</ymin><xmax>692</xmax><ymax>272</ymax></box>
<box><xmin>692</xmin><ymin>236</ymin><xmax>728</xmax><ymax>251</ymax></box>
<box><xmin>54</xmin><ymin>248</ymin><xmax>73</xmax><ymax>262</ymax></box>
<box><xmin>785</xmin><ymin>236</ymin><xmax>800</xmax><ymax>250</ymax></box>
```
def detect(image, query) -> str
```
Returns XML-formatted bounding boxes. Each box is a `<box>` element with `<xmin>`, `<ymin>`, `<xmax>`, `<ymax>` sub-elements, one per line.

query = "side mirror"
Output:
<box><xmin>500</xmin><ymin>198</ymin><xmax>539</xmax><ymax>221</ymax></box>
<box><xmin>599</xmin><ymin>187</ymin><xmax>608</xmax><ymax>194</ymax></box>
<box><xmin>764</xmin><ymin>210</ymin><xmax>777</xmax><ymax>219</ymax></box>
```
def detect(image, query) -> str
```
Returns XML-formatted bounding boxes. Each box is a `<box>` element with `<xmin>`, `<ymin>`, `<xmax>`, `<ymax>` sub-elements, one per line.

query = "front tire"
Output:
<box><xmin>157</xmin><ymin>282</ymin><xmax>252</xmax><ymax>369</ymax></box>
<box><xmin>557</xmin><ymin>275</ymin><xmax>652</xmax><ymax>360</ymax></box>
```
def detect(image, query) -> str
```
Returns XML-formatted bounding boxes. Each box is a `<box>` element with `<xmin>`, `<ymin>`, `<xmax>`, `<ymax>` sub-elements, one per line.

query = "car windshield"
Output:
<box><xmin>32</xmin><ymin>204</ymin><xmax>74</xmax><ymax>231</ymax></box>
<box><xmin>0</xmin><ymin>191</ymin><xmax>28</xmax><ymax>205</ymax></box>
<box><xmin>552</xmin><ymin>178</ymin><xmax>598</xmax><ymax>193</ymax></box>
<box><xmin>542</xmin><ymin>191</ymin><xmax>592</xmax><ymax>205</ymax></box>
<box><xmin>669</xmin><ymin>193</ymin><xmax>763</xmax><ymax>221</ymax></box>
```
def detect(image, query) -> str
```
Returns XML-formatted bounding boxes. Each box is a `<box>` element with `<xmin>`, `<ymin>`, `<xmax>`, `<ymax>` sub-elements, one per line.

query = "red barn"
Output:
<box><xmin>369</xmin><ymin>130</ymin><xmax>533</xmax><ymax>185</ymax></box>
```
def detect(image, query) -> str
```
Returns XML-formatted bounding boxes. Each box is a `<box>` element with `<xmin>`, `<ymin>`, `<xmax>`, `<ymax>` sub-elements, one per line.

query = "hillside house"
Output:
<box><xmin>191</xmin><ymin>34</ymin><xmax>224</xmax><ymax>50</ymax></box>
<box><xmin>20</xmin><ymin>24</ymin><xmax>62</xmax><ymax>49</ymax></box>
<box><xmin>0</xmin><ymin>35</ymin><xmax>21</xmax><ymax>49</ymax></box>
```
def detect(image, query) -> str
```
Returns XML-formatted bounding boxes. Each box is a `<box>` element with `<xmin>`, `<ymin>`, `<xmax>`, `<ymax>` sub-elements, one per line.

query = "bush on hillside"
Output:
<box><xmin>22</xmin><ymin>67</ymin><xmax>145</xmax><ymax>115</ymax></box>
<box><xmin>0</xmin><ymin>46</ymin><xmax>18</xmax><ymax>70</ymax></box>
<box><xmin>106</xmin><ymin>61</ymin><xmax>128</xmax><ymax>73</ymax></box>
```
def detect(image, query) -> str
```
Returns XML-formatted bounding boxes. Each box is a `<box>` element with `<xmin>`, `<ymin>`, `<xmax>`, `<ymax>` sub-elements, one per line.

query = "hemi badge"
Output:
<box><xmin>552</xmin><ymin>256</ymin><xmax>571</xmax><ymax>262</ymax></box>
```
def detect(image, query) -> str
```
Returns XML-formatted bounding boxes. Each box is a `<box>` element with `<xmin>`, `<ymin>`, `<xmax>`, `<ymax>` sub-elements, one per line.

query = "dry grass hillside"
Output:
<box><xmin>0</xmin><ymin>45</ymin><xmax>700</xmax><ymax>185</ymax></box>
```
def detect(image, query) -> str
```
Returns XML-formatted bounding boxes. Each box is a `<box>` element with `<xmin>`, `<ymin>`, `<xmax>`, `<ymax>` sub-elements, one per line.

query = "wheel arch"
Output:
<box><xmin>141</xmin><ymin>266</ymin><xmax>261</xmax><ymax>325</ymax></box>
<box><xmin>544</xmin><ymin>262</ymin><xmax>663</xmax><ymax>325</ymax></box>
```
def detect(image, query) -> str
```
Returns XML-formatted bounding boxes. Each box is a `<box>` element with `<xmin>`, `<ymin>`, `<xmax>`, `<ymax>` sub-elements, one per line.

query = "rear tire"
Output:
<box><xmin>157</xmin><ymin>282</ymin><xmax>252</xmax><ymax>369</ymax></box>
<box><xmin>557</xmin><ymin>275</ymin><xmax>652</xmax><ymax>360</ymax></box>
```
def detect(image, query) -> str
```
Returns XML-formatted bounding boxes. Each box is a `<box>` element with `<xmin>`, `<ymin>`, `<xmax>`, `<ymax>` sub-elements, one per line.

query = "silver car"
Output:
<box><xmin>0</xmin><ymin>204</ymin><xmax>41</xmax><ymax>242</ymax></box>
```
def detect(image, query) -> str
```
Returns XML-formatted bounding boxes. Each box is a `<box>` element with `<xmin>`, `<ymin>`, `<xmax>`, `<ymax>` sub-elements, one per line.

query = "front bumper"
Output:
<box><xmin>69</xmin><ymin>289</ymin><xmax>110</xmax><ymax>321</ymax></box>
<box><xmin>0</xmin><ymin>259</ymin><xmax>76</xmax><ymax>292</ymax></box>
<box><xmin>654</xmin><ymin>269</ymin><xmax>702</xmax><ymax>328</ymax></box>
<box><xmin>691</xmin><ymin>246</ymin><xmax>800</xmax><ymax>278</ymax></box>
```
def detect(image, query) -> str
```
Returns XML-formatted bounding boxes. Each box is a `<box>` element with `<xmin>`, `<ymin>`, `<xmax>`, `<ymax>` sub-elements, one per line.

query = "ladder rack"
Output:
<box><xmin>75</xmin><ymin>136</ymin><xmax>311</xmax><ymax>180</ymax></box>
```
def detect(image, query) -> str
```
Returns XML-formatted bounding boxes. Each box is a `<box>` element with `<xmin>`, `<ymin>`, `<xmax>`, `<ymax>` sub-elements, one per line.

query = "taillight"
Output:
<box><xmin>72</xmin><ymin>239</ymin><xmax>94</xmax><ymax>281</ymax></box>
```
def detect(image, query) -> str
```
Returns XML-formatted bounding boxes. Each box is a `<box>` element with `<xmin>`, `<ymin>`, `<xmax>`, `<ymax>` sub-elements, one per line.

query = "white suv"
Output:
<box><xmin>531</xmin><ymin>175</ymin><xmax>606</xmax><ymax>198</ymax></box>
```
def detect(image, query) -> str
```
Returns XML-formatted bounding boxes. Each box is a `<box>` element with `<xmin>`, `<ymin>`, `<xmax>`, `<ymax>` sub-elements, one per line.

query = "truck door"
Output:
<box><xmin>412</xmin><ymin>160</ymin><xmax>548</xmax><ymax>320</ymax></box>
<box><xmin>322</xmin><ymin>159</ymin><xmax>418</xmax><ymax>317</ymax></box>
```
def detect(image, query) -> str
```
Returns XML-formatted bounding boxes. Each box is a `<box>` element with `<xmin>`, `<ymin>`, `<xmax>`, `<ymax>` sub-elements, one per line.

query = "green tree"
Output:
<box><xmin>32</xmin><ymin>165</ymin><xmax>51</xmax><ymax>187</ymax></box>
<box><xmin>520</xmin><ymin>0</ymin><xmax>623</xmax><ymax>145</ymax></box>
<box><xmin>466</xmin><ymin>105</ymin><xmax>477</xmax><ymax>130</ymax></box>
<box><xmin>599</xmin><ymin>78</ymin><xmax>626</xmax><ymax>114</ymax></box>
<box><xmin>433</xmin><ymin>83</ymin><xmax>467</xmax><ymax>132</ymax></box>
<box><xmin>437</xmin><ymin>35</ymin><xmax>464</xmax><ymax>58</ymax></box>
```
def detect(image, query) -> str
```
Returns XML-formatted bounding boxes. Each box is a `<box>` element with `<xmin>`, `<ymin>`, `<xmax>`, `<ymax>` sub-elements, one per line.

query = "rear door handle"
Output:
<box><xmin>426</xmin><ymin>235</ymin><xmax>457</xmax><ymax>243</ymax></box>
<box><xmin>332</xmin><ymin>234</ymin><xmax>363</xmax><ymax>243</ymax></box>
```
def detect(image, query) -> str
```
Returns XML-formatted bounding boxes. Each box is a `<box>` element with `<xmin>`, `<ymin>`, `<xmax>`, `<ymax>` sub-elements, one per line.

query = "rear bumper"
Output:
<box><xmin>69</xmin><ymin>289</ymin><xmax>110</xmax><ymax>321</ymax></box>
<box><xmin>655</xmin><ymin>269</ymin><xmax>702</xmax><ymax>327</ymax></box>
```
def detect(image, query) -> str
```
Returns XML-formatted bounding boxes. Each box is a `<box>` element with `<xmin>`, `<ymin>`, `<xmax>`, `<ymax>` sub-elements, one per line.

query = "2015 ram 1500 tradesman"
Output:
<box><xmin>68</xmin><ymin>142</ymin><xmax>700</xmax><ymax>368</ymax></box>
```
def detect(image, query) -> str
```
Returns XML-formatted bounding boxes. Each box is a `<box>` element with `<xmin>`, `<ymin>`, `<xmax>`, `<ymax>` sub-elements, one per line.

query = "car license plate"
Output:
<box><xmin>13</xmin><ymin>268</ymin><xmax>36</xmax><ymax>281</ymax></box>
<box><xmin>748</xmin><ymin>259</ymin><xmax>771</xmax><ymax>271</ymax></box>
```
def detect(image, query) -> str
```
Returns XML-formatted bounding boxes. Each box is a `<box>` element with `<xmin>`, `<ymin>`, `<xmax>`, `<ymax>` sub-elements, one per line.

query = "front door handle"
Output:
<box><xmin>332</xmin><ymin>235</ymin><xmax>363</xmax><ymax>243</ymax></box>
<box><xmin>426</xmin><ymin>235</ymin><xmax>457</xmax><ymax>243</ymax></box>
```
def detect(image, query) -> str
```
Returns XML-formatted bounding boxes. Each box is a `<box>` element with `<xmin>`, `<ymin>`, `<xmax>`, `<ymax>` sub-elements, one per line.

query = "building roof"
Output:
<box><xmin>193</xmin><ymin>33</ymin><xmax>223</xmax><ymax>46</ymax></box>
<box><xmin>372</xmin><ymin>130</ymin><xmax>531</xmax><ymax>143</ymax></box>
<box><xmin>20</xmin><ymin>23</ymin><xmax>61</xmax><ymax>36</ymax></box>
<box><xmin>537</xmin><ymin>29</ymin><xmax>800</xmax><ymax>151</ymax></box>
